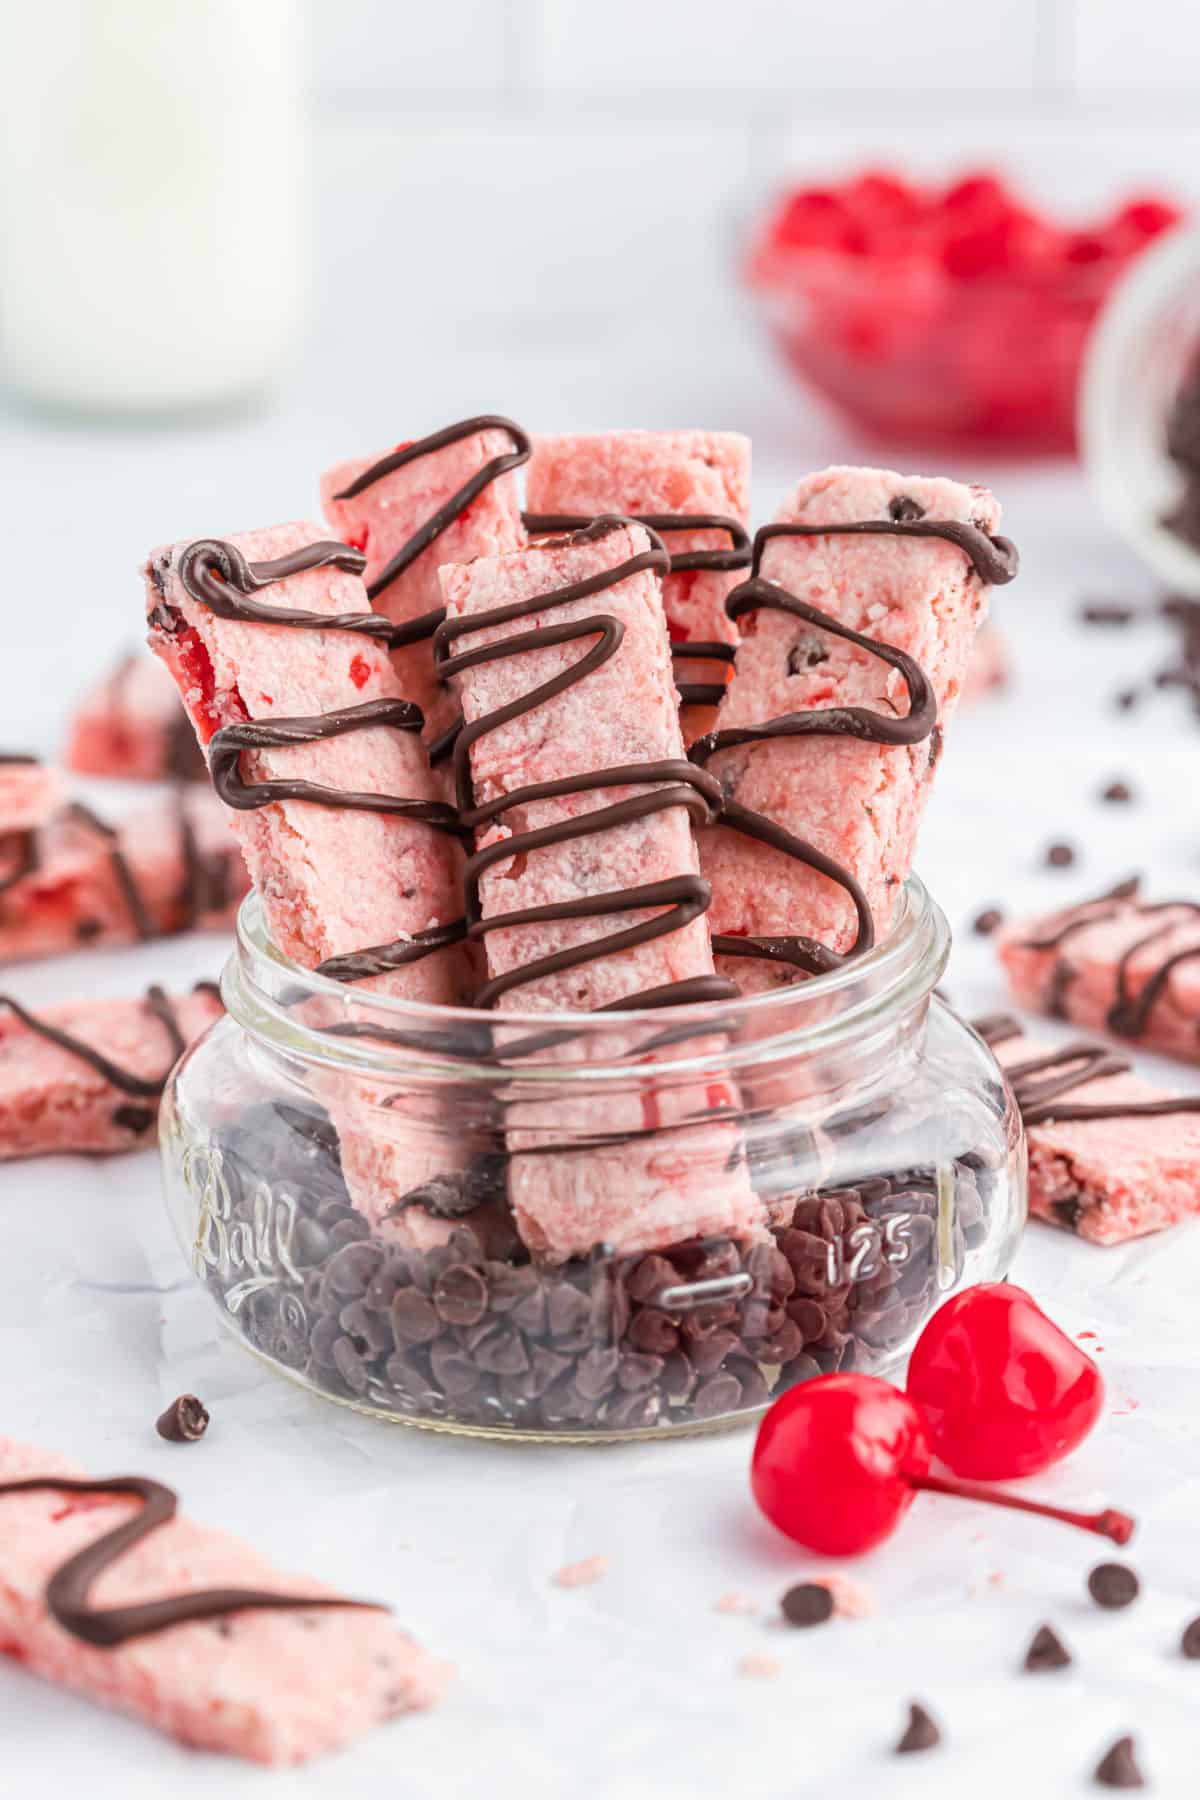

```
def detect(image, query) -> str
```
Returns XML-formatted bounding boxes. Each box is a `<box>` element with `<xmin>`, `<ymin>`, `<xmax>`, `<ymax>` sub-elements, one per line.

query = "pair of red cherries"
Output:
<box><xmin>752</xmin><ymin>1283</ymin><xmax>1131</xmax><ymax>1557</ymax></box>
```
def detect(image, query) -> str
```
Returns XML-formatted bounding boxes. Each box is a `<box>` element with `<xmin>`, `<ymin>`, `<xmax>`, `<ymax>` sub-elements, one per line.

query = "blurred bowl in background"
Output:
<box><xmin>744</xmin><ymin>168</ymin><xmax>1184</xmax><ymax>456</ymax></box>
<box><xmin>1081</xmin><ymin>221</ymin><xmax>1200</xmax><ymax>594</ymax></box>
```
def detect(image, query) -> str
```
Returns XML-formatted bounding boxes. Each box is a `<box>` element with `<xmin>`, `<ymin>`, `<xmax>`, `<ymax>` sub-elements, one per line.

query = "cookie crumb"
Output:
<box><xmin>553</xmin><ymin>1555</ymin><xmax>608</xmax><ymax>1589</ymax></box>
<box><xmin>715</xmin><ymin>1591</ymin><xmax>756</xmax><ymax>1616</ymax></box>
<box><xmin>738</xmin><ymin>1653</ymin><xmax>782</xmax><ymax>1680</ymax></box>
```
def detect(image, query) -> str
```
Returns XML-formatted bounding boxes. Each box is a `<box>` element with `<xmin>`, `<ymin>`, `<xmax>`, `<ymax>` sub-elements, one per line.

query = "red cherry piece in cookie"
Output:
<box><xmin>907</xmin><ymin>1283</ymin><xmax>1104</xmax><ymax>1480</ymax></box>
<box><xmin>751</xmin><ymin>1373</ymin><xmax>1130</xmax><ymax>1558</ymax></box>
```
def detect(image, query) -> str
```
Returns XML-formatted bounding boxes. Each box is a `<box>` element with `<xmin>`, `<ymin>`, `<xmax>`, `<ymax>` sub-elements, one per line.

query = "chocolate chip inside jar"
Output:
<box><xmin>198</xmin><ymin>1093</ymin><xmax>993</xmax><ymax>1434</ymax></box>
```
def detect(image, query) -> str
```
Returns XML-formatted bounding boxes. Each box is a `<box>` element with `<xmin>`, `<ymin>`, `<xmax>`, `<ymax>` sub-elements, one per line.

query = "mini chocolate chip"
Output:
<box><xmin>113</xmin><ymin>1104</ymin><xmax>155</xmax><ymax>1135</ymax></box>
<box><xmin>787</xmin><ymin>635</ymin><xmax>831</xmax><ymax>675</ymax></box>
<box><xmin>1101</xmin><ymin>779</ymin><xmax>1134</xmax><ymax>803</ymax></box>
<box><xmin>1181</xmin><ymin>1616</ymin><xmax>1200</xmax><ymax>1659</ymax></box>
<box><xmin>1081</xmin><ymin>602</ymin><xmax>1134</xmax><ymax>626</ymax></box>
<box><xmin>75</xmin><ymin>918</ymin><xmax>102</xmax><ymax>942</ymax></box>
<box><xmin>781</xmin><ymin>1582</ymin><xmax>834</xmax><ymax>1628</ymax></box>
<box><xmin>1115</xmin><ymin>688</ymin><xmax>1140</xmax><ymax>712</ymax></box>
<box><xmin>325</xmin><ymin>1240</ymin><xmax>383</xmax><ymax>1300</ymax></box>
<box><xmin>1088</xmin><ymin>1562</ymin><xmax>1140</xmax><ymax>1610</ymax></box>
<box><xmin>331</xmin><ymin>1335</ymin><xmax>371</xmax><ymax>1395</ymax></box>
<box><xmin>1094</xmin><ymin>1735</ymin><xmax>1145</xmax><ymax>1789</ymax></box>
<box><xmin>692</xmin><ymin>1371</ymin><xmax>741</xmax><ymax>1419</ymax></box>
<box><xmin>155</xmin><ymin>1394</ymin><xmax>209</xmax><ymax>1442</ymax></box>
<box><xmin>895</xmin><ymin>1701</ymin><xmax>941</xmax><ymax>1754</ymax></box>
<box><xmin>1023</xmin><ymin>1623</ymin><xmax>1072</xmax><ymax>1671</ymax></box>
<box><xmin>1045</xmin><ymin>841</ymin><xmax>1076</xmax><ymax>868</ymax></box>
<box><xmin>433</xmin><ymin>1262</ymin><xmax>488</xmax><ymax>1327</ymax></box>
<box><xmin>972</xmin><ymin>906</ymin><xmax>1005</xmax><ymax>936</ymax></box>
<box><xmin>890</xmin><ymin>495</ymin><xmax>925</xmax><ymax>522</ymax></box>
<box><xmin>390</xmin><ymin>1287</ymin><xmax>441</xmax><ymax>1346</ymax></box>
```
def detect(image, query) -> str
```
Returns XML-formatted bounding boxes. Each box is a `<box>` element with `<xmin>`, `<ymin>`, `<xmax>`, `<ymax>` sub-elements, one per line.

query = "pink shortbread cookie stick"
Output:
<box><xmin>978</xmin><ymin>1014</ymin><xmax>1200</xmax><ymax>1245</ymax></box>
<box><xmin>0</xmin><ymin>1439</ymin><xmax>450</xmax><ymax>1764</ymax></box>
<box><xmin>145</xmin><ymin>523</ymin><xmax>471</xmax><ymax>1231</ymax></box>
<box><xmin>0</xmin><ymin>984</ymin><xmax>222</xmax><ymax>1158</ymax></box>
<box><xmin>438</xmin><ymin>520</ymin><xmax>763</xmax><ymax>1260</ymax></box>
<box><xmin>321</xmin><ymin>417</ymin><xmax>529</xmax><ymax>735</ymax></box>
<box><xmin>0</xmin><ymin>787</ymin><xmax>247</xmax><ymax>965</ymax></box>
<box><xmin>0</xmin><ymin>755</ymin><xmax>64</xmax><ymax>837</ymax></box>
<box><xmin>145</xmin><ymin>522</ymin><xmax>466</xmax><ymax>1007</ymax></box>
<box><xmin>67</xmin><ymin>651</ymin><xmax>205</xmax><ymax>782</ymax></box>
<box><xmin>525</xmin><ymin>430</ymin><xmax>752</xmax><ymax>735</ymax></box>
<box><xmin>997</xmin><ymin>882</ymin><xmax>1200</xmax><ymax>1066</ymax></box>
<box><xmin>697</xmin><ymin>468</ymin><xmax>1015</xmax><ymax>989</ymax></box>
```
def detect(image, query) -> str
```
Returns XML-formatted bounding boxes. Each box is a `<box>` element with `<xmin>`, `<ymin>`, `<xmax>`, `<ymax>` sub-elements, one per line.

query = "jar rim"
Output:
<box><xmin>223</xmin><ymin>879</ymin><xmax>950</xmax><ymax>1086</ymax></box>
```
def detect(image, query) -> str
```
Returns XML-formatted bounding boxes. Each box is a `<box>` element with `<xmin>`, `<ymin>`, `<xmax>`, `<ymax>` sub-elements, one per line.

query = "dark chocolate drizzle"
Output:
<box><xmin>334</xmin><ymin>415</ymin><xmax>532</xmax><ymax>606</ymax></box>
<box><xmin>0</xmin><ymin>1474</ymin><xmax>380</xmax><ymax>1646</ymax></box>
<box><xmin>974</xmin><ymin>1013</ymin><xmax>1200</xmax><ymax>1127</ymax></box>
<box><xmin>1017</xmin><ymin>883</ymin><xmax>1200</xmax><ymax>1041</ymax></box>
<box><xmin>524</xmin><ymin>511</ymin><xmax>748</xmax><ymax>706</ymax></box>
<box><xmin>171</xmin><ymin>538</ymin><xmax>468</xmax><ymax>981</ymax></box>
<box><xmin>0</xmin><ymin>985</ymin><xmax>188</xmax><ymax>1101</ymax></box>
<box><xmin>751</xmin><ymin>514</ymin><xmax>1019</xmax><ymax>586</ymax></box>
<box><xmin>434</xmin><ymin>517</ymin><xmax>738</xmax><ymax>1010</ymax></box>
<box><xmin>63</xmin><ymin>802</ymin><xmax>157</xmax><ymax>941</ymax></box>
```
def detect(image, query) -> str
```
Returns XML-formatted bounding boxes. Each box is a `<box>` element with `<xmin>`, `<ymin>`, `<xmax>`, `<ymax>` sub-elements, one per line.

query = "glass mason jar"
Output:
<box><xmin>160</xmin><ymin>882</ymin><xmax>1026</xmax><ymax>1442</ymax></box>
<box><xmin>1080</xmin><ymin>222</ymin><xmax>1200</xmax><ymax>595</ymax></box>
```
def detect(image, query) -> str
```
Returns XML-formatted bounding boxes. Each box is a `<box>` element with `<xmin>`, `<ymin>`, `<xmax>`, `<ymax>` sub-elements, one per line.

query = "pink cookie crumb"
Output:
<box><xmin>715</xmin><ymin>1591</ymin><xmax>757</xmax><ymax>1616</ymax></box>
<box><xmin>738</xmin><ymin>1653</ymin><xmax>782</xmax><ymax>1679</ymax></box>
<box><xmin>819</xmin><ymin>1573</ymin><xmax>875</xmax><ymax>1619</ymax></box>
<box><xmin>553</xmin><ymin>1555</ymin><xmax>608</xmax><ymax>1589</ymax></box>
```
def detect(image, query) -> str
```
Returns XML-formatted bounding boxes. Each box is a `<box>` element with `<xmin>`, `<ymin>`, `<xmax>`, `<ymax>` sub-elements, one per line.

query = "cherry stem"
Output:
<box><xmin>910</xmin><ymin>1472</ymin><xmax>1135</xmax><ymax>1545</ymax></box>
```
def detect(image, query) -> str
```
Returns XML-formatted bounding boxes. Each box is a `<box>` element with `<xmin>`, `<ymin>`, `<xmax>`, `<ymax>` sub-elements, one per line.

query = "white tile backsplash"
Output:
<box><xmin>530</xmin><ymin>0</ymin><xmax>1041</xmax><ymax>96</ymax></box>
<box><xmin>308</xmin><ymin>0</ymin><xmax>513</xmax><ymax>96</ymax></box>
<box><xmin>1066</xmin><ymin>0</ymin><xmax>1200</xmax><ymax>94</ymax></box>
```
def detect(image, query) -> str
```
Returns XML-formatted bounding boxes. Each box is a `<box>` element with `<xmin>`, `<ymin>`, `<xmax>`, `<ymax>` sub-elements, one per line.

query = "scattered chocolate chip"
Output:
<box><xmin>1101</xmin><ymin>779</ymin><xmax>1134</xmax><ymax>803</ymax></box>
<box><xmin>1181</xmin><ymin>1616</ymin><xmax>1200</xmax><ymax>1659</ymax></box>
<box><xmin>1045</xmin><ymin>841</ymin><xmax>1076</xmax><ymax>869</ymax></box>
<box><xmin>889</xmin><ymin>495</ymin><xmax>925</xmax><ymax>522</ymax></box>
<box><xmin>75</xmin><ymin>917</ymin><xmax>102</xmax><ymax>942</ymax></box>
<box><xmin>1094</xmin><ymin>1734</ymin><xmax>1145</xmax><ymax>1789</ymax></box>
<box><xmin>1114</xmin><ymin>688</ymin><xmax>1140</xmax><ymax>712</ymax></box>
<box><xmin>155</xmin><ymin>1394</ymin><xmax>209</xmax><ymax>1443</ymax></box>
<box><xmin>781</xmin><ymin>1582</ymin><xmax>834</xmax><ymax>1628</ymax></box>
<box><xmin>895</xmin><ymin>1701</ymin><xmax>941</xmax><ymax>1754</ymax></box>
<box><xmin>972</xmin><ymin>906</ymin><xmax>1004</xmax><ymax>936</ymax></box>
<box><xmin>1081</xmin><ymin>602</ymin><xmax>1135</xmax><ymax>626</ymax></box>
<box><xmin>1023</xmin><ymin>1623</ymin><xmax>1072</xmax><ymax>1672</ymax></box>
<box><xmin>1088</xmin><ymin>1562</ymin><xmax>1140</xmax><ymax>1610</ymax></box>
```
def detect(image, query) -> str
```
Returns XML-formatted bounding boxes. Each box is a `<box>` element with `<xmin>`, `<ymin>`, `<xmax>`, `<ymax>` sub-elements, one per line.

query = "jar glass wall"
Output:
<box><xmin>160</xmin><ymin>883</ymin><xmax>1026</xmax><ymax>1442</ymax></box>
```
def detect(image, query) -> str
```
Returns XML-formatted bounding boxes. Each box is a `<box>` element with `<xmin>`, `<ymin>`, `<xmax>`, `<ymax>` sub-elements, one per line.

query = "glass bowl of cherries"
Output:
<box><xmin>743</xmin><ymin>168</ymin><xmax>1184</xmax><ymax>455</ymax></box>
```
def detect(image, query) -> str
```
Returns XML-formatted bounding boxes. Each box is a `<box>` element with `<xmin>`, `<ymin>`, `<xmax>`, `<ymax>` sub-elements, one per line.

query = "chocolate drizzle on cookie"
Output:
<box><xmin>1016</xmin><ymin>881</ymin><xmax>1200</xmax><ymax>1040</ymax></box>
<box><xmin>0</xmin><ymin>1473</ymin><xmax>380</xmax><ymax>1646</ymax></box>
<box><xmin>0</xmin><ymin>985</ymin><xmax>194</xmax><ymax>1112</ymax></box>
<box><xmin>974</xmin><ymin>1014</ymin><xmax>1200</xmax><ymax>1127</ymax></box>
<box><xmin>434</xmin><ymin>517</ymin><xmax>738</xmax><ymax>1010</ymax></box>
<box><xmin>751</xmin><ymin>512</ymin><xmax>1020</xmax><ymax>586</ymax></box>
<box><xmin>171</xmin><ymin>537</ymin><xmax>468</xmax><ymax>983</ymax></box>
<box><xmin>525</xmin><ymin>510</ymin><xmax>749</xmax><ymax>707</ymax></box>
<box><xmin>334</xmin><ymin>415</ymin><xmax>532</xmax><ymax>608</ymax></box>
<box><xmin>682</xmin><ymin>509</ymin><xmax>1017</xmax><ymax>977</ymax></box>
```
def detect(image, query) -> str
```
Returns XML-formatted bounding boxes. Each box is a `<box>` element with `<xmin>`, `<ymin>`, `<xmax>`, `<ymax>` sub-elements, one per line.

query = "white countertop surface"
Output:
<box><xmin>2</xmin><ymin>313</ymin><xmax>1200</xmax><ymax>1799</ymax></box>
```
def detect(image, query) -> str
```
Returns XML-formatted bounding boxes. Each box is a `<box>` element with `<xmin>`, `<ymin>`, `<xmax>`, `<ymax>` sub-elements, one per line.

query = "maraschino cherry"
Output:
<box><xmin>751</xmin><ymin>1373</ymin><xmax>1132</xmax><ymax>1558</ymax></box>
<box><xmin>906</xmin><ymin>1283</ymin><xmax>1104</xmax><ymax>1480</ymax></box>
